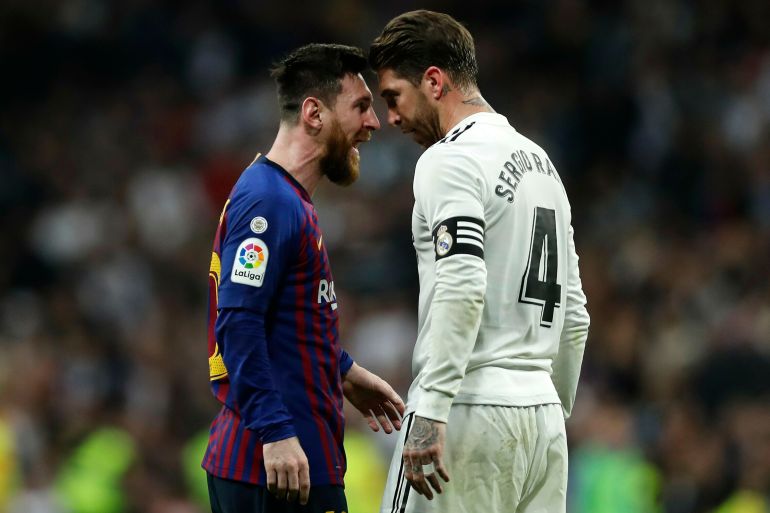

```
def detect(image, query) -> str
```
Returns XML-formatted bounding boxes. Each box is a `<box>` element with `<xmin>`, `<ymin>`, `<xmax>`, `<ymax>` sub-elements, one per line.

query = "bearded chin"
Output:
<box><xmin>320</xmin><ymin>124</ymin><xmax>360</xmax><ymax>187</ymax></box>
<box><xmin>416</xmin><ymin>94</ymin><xmax>443</xmax><ymax>147</ymax></box>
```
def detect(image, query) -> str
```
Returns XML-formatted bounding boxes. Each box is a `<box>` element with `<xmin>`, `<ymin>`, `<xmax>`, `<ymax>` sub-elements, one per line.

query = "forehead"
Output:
<box><xmin>336</xmin><ymin>73</ymin><xmax>373</xmax><ymax>103</ymax></box>
<box><xmin>376</xmin><ymin>68</ymin><xmax>413</xmax><ymax>94</ymax></box>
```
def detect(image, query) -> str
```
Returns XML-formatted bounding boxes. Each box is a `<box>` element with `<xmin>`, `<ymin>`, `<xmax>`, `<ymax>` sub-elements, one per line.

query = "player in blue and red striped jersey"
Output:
<box><xmin>203</xmin><ymin>44</ymin><xmax>405</xmax><ymax>513</ymax></box>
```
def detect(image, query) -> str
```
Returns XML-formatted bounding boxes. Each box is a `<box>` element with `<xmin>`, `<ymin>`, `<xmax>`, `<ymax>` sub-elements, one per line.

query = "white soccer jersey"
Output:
<box><xmin>409</xmin><ymin>112</ymin><xmax>590</xmax><ymax>423</ymax></box>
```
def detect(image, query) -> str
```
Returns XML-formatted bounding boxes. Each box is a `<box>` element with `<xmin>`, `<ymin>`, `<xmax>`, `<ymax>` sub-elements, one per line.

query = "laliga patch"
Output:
<box><xmin>231</xmin><ymin>238</ymin><xmax>269</xmax><ymax>287</ymax></box>
<box><xmin>250</xmin><ymin>216</ymin><xmax>268</xmax><ymax>234</ymax></box>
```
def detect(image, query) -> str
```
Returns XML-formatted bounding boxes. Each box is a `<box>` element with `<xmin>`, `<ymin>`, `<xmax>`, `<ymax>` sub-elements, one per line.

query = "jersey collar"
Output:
<box><xmin>444</xmin><ymin>112</ymin><xmax>512</xmax><ymax>136</ymax></box>
<box><xmin>258</xmin><ymin>155</ymin><xmax>313</xmax><ymax>203</ymax></box>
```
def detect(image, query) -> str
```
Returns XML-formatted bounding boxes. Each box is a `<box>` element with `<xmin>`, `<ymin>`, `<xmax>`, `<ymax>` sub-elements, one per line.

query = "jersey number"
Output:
<box><xmin>519</xmin><ymin>207</ymin><xmax>561</xmax><ymax>327</ymax></box>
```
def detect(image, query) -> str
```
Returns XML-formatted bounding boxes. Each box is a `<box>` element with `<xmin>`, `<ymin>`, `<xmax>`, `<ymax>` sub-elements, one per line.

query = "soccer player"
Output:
<box><xmin>369</xmin><ymin>11</ymin><xmax>591</xmax><ymax>513</ymax></box>
<box><xmin>203</xmin><ymin>43</ymin><xmax>405</xmax><ymax>513</ymax></box>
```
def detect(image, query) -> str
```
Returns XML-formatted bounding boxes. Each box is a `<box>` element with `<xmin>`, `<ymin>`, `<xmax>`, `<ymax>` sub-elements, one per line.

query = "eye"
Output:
<box><xmin>385</xmin><ymin>96</ymin><xmax>397</xmax><ymax>109</ymax></box>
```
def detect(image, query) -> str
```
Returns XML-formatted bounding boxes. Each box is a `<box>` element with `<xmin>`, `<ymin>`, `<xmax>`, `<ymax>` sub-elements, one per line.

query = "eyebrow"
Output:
<box><xmin>380</xmin><ymin>89</ymin><xmax>397</xmax><ymax>99</ymax></box>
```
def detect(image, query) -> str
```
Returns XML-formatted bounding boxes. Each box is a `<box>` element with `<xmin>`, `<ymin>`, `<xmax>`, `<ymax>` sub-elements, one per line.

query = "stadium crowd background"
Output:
<box><xmin>1</xmin><ymin>1</ymin><xmax>769</xmax><ymax>512</ymax></box>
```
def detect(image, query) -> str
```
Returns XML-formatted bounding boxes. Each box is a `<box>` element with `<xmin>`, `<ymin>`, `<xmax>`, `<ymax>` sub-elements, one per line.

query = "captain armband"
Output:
<box><xmin>432</xmin><ymin>216</ymin><xmax>485</xmax><ymax>261</ymax></box>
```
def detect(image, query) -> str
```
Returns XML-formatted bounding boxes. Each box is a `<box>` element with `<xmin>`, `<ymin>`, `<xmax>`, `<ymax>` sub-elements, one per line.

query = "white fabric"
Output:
<box><xmin>381</xmin><ymin>405</ymin><xmax>568</xmax><ymax>513</ymax></box>
<box><xmin>409</xmin><ymin>112</ymin><xmax>590</xmax><ymax>422</ymax></box>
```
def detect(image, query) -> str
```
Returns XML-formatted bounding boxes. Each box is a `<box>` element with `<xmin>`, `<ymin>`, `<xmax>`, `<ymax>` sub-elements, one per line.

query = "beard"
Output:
<box><xmin>408</xmin><ymin>92</ymin><xmax>443</xmax><ymax>148</ymax></box>
<box><xmin>319</xmin><ymin>120</ymin><xmax>360</xmax><ymax>187</ymax></box>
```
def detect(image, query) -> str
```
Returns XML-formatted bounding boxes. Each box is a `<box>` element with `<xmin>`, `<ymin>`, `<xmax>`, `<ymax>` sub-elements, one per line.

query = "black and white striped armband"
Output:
<box><xmin>432</xmin><ymin>216</ymin><xmax>485</xmax><ymax>260</ymax></box>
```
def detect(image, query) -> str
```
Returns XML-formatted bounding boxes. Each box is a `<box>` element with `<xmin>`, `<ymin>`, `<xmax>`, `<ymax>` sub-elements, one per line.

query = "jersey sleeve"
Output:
<box><xmin>339</xmin><ymin>348</ymin><xmax>354</xmax><ymax>376</ymax></box>
<box><xmin>550</xmin><ymin>224</ymin><xmax>590</xmax><ymax>419</ymax></box>
<box><xmin>217</xmin><ymin>191</ymin><xmax>300</xmax><ymax>312</ymax></box>
<box><xmin>215</xmin><ymin>308</ymin><xmax>296</xmax><ymax>442</ymax></box>
<box><xmin>413</xmin><ymin>146</ymin><xmax>488</xmax><ymax>423</ymax></box>
<box><xmin>216</xmin><ymin>190</ymin><xmax>302</xmax><ymax>442</ymax></box>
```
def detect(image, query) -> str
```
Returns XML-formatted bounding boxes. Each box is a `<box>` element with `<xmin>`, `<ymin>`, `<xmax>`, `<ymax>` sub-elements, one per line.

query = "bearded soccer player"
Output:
<box><xmin>369</xmin><ymin>11</ymin><xmax>590</xmax><ymax>513</ymax></box>
<box><xmin>203</xmin><ymin>44</ymin><xmax>405</xmax><ymax>513</ymax></box>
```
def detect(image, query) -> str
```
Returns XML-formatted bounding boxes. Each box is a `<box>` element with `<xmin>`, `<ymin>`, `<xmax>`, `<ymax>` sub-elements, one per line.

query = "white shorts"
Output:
<box><xmin>380</xmin><ymin>403</ymin><xmax>567</xmax><ymax>513</ymax></box>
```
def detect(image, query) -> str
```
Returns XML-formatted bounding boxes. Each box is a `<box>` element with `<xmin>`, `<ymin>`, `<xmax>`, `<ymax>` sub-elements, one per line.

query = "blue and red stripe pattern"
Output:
<box><xmin>203</xmin><ymin>155</ymin><xmax>351</xmax><ymax>486</ymax></box>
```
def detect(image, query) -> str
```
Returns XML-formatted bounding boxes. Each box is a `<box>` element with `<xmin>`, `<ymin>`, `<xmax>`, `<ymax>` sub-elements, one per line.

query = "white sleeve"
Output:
<box><xmin>413</xmin><ymin>147</ymin><xmax>487</xmax><ymax>423</ymax></box>
<box><xmin>550</xmin><ymin>224</ymin><xmax>590</xmax><ymax>419</ymax></box>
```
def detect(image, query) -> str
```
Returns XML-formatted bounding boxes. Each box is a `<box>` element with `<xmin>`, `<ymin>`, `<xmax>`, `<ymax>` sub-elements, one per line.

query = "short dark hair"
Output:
<box><xmin>270</xmin><ymin>43</ymin><xmax>367</xmax><ymax>123</ymax></box>
<box><xmin>369</xmin><ymin>10</ymin><xmax>478</xmax><ymax>90</ymax></box>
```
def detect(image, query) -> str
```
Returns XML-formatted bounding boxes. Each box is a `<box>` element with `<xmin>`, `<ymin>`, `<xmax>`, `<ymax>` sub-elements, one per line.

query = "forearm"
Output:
<box><xmin>552</xmin><ymin>321</ymin><xmax>588</xmax><ymax>419</ymax></box>
<box><xmin>551</xmin><ymin>226</ymin><xmax>590</xmax><ymax>419</ymax></box>
<box><xmin>217</xmin><ymin>308</ymin><xmax>296</xmax><ymax>442</ymax></box>
<box><xmin>416</xmin><ymin>256</ymin><xmax>486</xmax><ymax>422</ymax></box>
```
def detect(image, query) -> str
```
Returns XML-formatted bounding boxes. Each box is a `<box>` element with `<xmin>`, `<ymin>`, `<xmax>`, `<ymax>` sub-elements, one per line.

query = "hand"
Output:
<box><xmin>342</xmin><ymin>363</ymin><xmax>406</xmax><ymax>433</ymax></box>
<box><xmin>262</xmin><ymin>436</ymin><xmax>311</xmax><ymax>505</ymax></box>
<box><xmin>403</xmin><ymin>416</ymin><xmax>450</xmax><ymax>500</ymax></box>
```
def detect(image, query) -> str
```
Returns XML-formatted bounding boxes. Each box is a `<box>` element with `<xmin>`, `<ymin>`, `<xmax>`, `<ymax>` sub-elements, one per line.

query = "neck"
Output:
<box><xmin>439</xmin><ymin>87</ymin><xmax>495</xmax><ymax>135</ymax></box>
<box><xmin>265</xmin><ymin>123</ymin><xmax>324</xmax><ymax>196</ymax></box>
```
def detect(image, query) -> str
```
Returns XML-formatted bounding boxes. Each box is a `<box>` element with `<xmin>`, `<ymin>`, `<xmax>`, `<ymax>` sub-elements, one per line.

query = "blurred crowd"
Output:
<box><xmin>1</xmin><ymin>0</ymin><xmax>769</xmax><ymax>512</ymax></box>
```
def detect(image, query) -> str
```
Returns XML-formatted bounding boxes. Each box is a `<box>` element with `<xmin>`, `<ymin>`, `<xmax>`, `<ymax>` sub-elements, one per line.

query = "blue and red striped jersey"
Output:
<box><xmin>203</xmin><ymin>155</ymin><xmax>354</xmax><ymax>486</ymax></box>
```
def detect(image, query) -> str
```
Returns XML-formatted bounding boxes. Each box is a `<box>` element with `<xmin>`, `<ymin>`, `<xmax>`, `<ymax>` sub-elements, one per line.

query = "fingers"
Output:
<box><xmin>276</xmin><ymin>467</ymin><xmax>288</xmax><ymax>499</ymax></box>
<box><xmin>390</xmin><ymin>394</ymin><xmax>406</xmax><ymax>417</ymax></box>
<box><xmin>435</xmin><ymin>458</ymin><xmax>450</xmax><ymax>483</ymax></box>
<box><xmin>286</xmin><ymin>467</ymin><xmax>299</xmax><ymax>502</ymax></box>
<box><xmin>363</xmin><ymin>409</ymin><xmax>380</xmax><ymax>432</ymax></box>
<box><xmin>374</xmin><ymin>406</ymin><xmax>394</xmax><ymax>434</ymax></box>
<box><xmin>382</xmin><ymin>401</ymin><xmax>403</xmax><ymax>430</ymax></box>
<box><xmin>379</xmin><ymin>382</ymin><xmax>406</xmax><ymax>419</ymax></box>
<box><xmin>262</xmin><ymin>438</ymin><xmax>310</xmax><ymax>503</ymax></box>
<box><xmin>403</xmin><ymin>452</ymin><xmax>449</xmax><ymax>499</ymax></box>
<box><xmin>266</xmin><ymin>468</ymin><xmax>277</xmax><ymax>496</ymax></box>
<box><xmin>426</xmin><ymin>472</ymin><xmax>443</xmax><ymax>495</ymax></box>
<box><xmin>403</xmin><ymin>454</ymin><xmax>435</xmax><ymax>500</ymax></box>
<box><xmin>299</xmin><ymin>464</ymin><xmax>310</xmax><ymax>505</ymax></box>
<box><xmin>370</xmin><ymin>402</ymin><xmax>405</xmax><ymax>434</ymax></box>
<box><xmin>271</xmin><ymin>462</ymin><xmax>309</xmax><ymax>502</ymax></box>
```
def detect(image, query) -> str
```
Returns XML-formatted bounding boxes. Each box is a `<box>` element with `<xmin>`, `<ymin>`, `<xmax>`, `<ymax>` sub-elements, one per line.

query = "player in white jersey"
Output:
<box><xmin>369</xmin><ymin>10</ymin><xmax>590</xmax><ymax>513</ymax></box>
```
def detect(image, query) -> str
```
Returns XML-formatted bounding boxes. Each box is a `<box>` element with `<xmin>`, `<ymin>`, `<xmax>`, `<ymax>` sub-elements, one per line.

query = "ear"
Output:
<box><xmin>300</xmin><ymin>97</ymin><xmax>324</xmax><ymax>131</ymax></box>
<box><xmin>423</xmin><ymin>66</ymin><xmax>446</xmax><ymax>100</ymax></box>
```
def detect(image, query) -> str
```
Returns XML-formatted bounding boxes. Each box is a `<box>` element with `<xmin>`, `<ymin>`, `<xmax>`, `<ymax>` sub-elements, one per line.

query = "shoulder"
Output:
<box><xmin>417</xmin><ymin>137</ymin><xmax>478</xmax><ymax>176</ymax></box>
<box><xmin>228</xmin><ymin>163</ymin><xmax>302</xmax><ymax>225</ymax></box>
<box><xmin>414</xmin><ymin>131</ymin><xmax>487</xmax><ymax>195</ymax></box>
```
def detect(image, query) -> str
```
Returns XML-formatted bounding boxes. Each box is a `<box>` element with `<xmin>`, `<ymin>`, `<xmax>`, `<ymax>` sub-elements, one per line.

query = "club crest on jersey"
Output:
<box><xmin>436</xmin><ymin>225</ymin><xmax>453</xmax><ymax>256</ymax></box>
<box><xmin>231</xmin><ymin>238</ymin><xmax>269</xmax><ymax>287</ymax></box>
<box><xmin>250</xmin><ymin>216</ymin><xmax>268</xmax><ymax>234</ymax></box>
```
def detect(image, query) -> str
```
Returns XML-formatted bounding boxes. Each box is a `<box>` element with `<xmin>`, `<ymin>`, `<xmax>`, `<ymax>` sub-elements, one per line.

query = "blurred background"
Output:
<box><xmin>1</xmin><ymin>0</ymin><xmax>769</xmax><ymax>512</ymax></box>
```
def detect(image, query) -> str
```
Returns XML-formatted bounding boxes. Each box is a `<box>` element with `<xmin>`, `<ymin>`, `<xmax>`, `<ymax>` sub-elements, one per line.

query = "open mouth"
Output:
<box><xmin>352</xmin><ymin>135</ymin><xmax>370</xmax><ymax>153</ymax></box>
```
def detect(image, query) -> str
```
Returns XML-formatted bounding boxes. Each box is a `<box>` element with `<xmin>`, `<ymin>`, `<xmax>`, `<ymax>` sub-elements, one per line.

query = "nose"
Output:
<box><xmin>365</xmin><ymin>107</ymin><xmax>381</xmax><ymax>131</ymax></box>
<box><xmin>388</xmin><ymin>109</ymin><xmax>401</xmax><ymax>127</ymax></box>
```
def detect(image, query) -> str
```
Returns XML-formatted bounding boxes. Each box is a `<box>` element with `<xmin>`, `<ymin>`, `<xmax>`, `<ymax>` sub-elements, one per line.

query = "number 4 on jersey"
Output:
<box><xmin>519</xmin><ymin>207</ymin><xmax>562</xmax><ymax>327</ymax></box>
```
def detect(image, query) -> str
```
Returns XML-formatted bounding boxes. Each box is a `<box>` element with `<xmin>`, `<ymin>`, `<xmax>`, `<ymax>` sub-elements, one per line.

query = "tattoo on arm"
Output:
<box><xmin>405</xmin><ymin>417</ymin><xmax>439</xmax><ymax>450</ymax></box>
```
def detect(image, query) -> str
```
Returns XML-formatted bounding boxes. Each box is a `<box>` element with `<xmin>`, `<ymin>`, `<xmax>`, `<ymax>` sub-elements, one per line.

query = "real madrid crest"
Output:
<box><xmin>436</xmin><ymin>224</ymin><xmax>453</xmax><ymax>256</ymax></box>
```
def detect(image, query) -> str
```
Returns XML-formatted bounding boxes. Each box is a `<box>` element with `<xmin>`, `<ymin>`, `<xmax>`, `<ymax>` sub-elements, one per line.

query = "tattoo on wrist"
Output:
<box><xmin>405</xmin><ymin>417</ymin><xmax>438</xmax><ymax>450</ymax></box>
